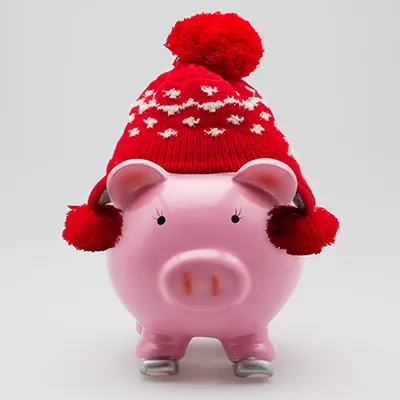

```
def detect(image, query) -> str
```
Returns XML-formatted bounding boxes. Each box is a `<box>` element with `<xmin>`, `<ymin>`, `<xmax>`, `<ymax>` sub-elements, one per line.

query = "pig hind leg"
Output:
<box><xmin>221</xmin><ymin>328</ymin><xmax>275</xmax><ymax>378</ymax></box>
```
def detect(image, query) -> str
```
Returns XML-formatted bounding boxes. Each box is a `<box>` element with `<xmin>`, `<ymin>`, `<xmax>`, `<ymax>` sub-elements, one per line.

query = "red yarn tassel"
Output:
<box><xmin>266</xmin><ymin>205</ymin><xmax>339</xmax><ymax>256</ymax></box>
<box><xmin>62</xmin><ymin>203</ymin><xmax>123</xmax><ymax>252</ymax></box>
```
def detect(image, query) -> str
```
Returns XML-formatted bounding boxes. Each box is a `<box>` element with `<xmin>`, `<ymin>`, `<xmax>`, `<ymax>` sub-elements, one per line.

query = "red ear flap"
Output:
<box><xmin>266</xmin><ymin>176</ymin><xmax>340</xmax><ymax>256</ymax></box>
<box><xmin>62</xmin><ymin>171</ymin><xmax>125</xmax><ymax>252</ymax></box>
<box><xmin>233</xmin><ymin>158</ymin><xmax>297</xmax><ymax>205</ymax></box>
<box><xmin>266</xmin><ymin>202</ymin><xmax>339</xmax><ymax>256</ymax></box>
<box><xmin>106</xmin><ymin>159</ymin><xmax>168</xmax><ymax>211</ymax></box>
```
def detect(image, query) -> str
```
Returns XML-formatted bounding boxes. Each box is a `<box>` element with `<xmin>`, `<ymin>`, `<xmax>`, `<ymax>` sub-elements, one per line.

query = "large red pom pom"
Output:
<box><xmin>62</xmin><ymin>204</ymin><xmax>123</xmax><ymax>252</ymax></box>
<box><xmin>164</xmin><ymin>11</ymin><xmax>264</xmax><ymax>81</ymax></box>
<box><xmin>266</xmin><ymin>206</ymin><xmax>339</xmax><ymax>256</ymax></box>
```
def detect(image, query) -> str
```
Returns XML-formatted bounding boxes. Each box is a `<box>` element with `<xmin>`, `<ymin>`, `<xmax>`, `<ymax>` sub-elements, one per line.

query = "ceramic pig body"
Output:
<box><xmin>105</xmin><ymin>158</ymin><xmax>303</xmax><ymax>378</ymax></box>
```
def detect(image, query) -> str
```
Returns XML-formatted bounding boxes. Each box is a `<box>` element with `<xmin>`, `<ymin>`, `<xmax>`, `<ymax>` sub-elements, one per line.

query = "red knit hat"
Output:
<box><xmin>62</xmin><ymin>11</ymin><xmax>339</xmax><ymax>255</ymax></box>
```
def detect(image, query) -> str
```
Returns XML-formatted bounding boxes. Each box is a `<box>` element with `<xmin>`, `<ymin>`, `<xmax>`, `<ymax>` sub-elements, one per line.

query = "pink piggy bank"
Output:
<box><xmin>62</xmin><ymin>11</ymin><xmax>340</xmax><ymax>381</ymax></box>
<box><xmin>105</xmin><ymin>157</ymin><xmax>303</xmax><ymax>378</ymax></box>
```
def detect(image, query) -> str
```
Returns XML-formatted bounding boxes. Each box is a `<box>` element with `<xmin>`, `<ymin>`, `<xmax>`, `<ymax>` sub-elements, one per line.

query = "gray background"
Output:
<box><xmin>2</xmin><ymin>0</ymin><xmax>400</xmax><ymax>399</ymax></box>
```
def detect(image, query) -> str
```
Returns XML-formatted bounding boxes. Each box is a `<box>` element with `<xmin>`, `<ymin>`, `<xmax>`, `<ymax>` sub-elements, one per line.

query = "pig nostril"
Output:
<box><xmin>211</xmin><ymin>275</ymin><xmax>220</xmax><ymax>296</ymax></box>
<box><xmin>182</xmin><ymin>273</ymin><xmax>192</xmax><ymax>295</ymax></box>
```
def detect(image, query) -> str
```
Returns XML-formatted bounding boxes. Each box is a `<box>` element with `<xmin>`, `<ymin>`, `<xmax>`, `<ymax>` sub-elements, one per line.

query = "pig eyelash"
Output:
<box><xmin>234</xmin><ymin>207</ymin><xmax>243</xmax><ymax>217</ymax></box>
<box><xmin>153</xmin><ymin>209</ymin><xmax>163</xmax><ymax>218</ymax></box>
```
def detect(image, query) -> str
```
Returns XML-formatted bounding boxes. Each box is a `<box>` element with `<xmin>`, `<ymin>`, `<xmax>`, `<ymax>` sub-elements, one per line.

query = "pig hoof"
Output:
<box><xmin>233</xmin><ymin>358</ymin><xmax>274</xmax><ymax>379</ymax></box>
<box><xmin>139</xmin><ymin>358</ymin><xmax>179</xmax><ymax>376</ymax></box>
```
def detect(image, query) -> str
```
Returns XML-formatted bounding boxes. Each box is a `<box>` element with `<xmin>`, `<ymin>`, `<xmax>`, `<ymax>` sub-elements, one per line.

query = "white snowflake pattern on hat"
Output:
<box><xmin>201</xmin><ymin>86</ymin><xmax>218</xmax><ymax>96</ymax></box>
<box><xmin>250</xmin><ymin>124</ymin><xmax>265</xmax><ymax>134</ymax></box>
<box><xmin>260</xmin><ymin>111</ymin><xmax>271</xmax><ymax>121</ymax></box>
<box><xmin>163</xmin><ymin>89</ymin><xmax>181</xmax><ymax>99</ymax></box>
<box><xmin>129</xmin><ymin>93</ymin><xmax>266</xmax><ymax>116</ymax></box>
<box><xmin>183</xmin><ymin>117</ymin><xmax>200</xmax><ymax>127</ymax></box>
<box><xmin>144</xmin><ymin>117</ymin><xmax>158</xmax><ymax>128</ymax></box>
<box><xmin>129</xmin><ymin>127</ymin><xmax>140</xmax><ymax>137</ymax></box>
<box><xmin>158</xmin><ymin>128</ymin><xmax>177</xmax><ymax>138</ymax></box>
<box><xmin>205</xmin><ymin>128</ymin><xmax>225</xmax><ymax>137</ymax></box>
<box><xmin>227</xmin><ymin>115</ymin><xmax>244</xmax><ymax>125</ymax></box>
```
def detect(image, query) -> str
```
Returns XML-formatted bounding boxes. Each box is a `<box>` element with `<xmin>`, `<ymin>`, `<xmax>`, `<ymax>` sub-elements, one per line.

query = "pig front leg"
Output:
<box><xmin>136</xmin><ymin>330</ymin><xmax>191</xmax><ymax>376</ymax></box>
<box><xmin>221</xmin><ymin>328</ymin><xmax>275</xmax><ymax>379</ymax></box>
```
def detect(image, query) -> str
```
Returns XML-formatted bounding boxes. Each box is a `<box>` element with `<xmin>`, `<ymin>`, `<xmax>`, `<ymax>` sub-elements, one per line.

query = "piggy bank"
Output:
<box><xmin>105</xmin><ymin>157</ymin><xmax>303</xmax><ymax>379</ymax></box>
<box><xmin>62</xmin><ymin>11</ymin><xmax>339</xmax><ymax>381</ymax></box>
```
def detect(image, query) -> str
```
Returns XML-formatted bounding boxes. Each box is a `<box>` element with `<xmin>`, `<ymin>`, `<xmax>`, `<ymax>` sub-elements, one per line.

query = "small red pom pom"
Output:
<box><xmin>266</xmin><ymin>206</ymin><xmax>339</xmax><ymax>256</ymax></box>
<box><xmin>62</xmin><ymin>204</ymin><xmax>123</xmax><ymax>252</ymax></box>
<box><xmin>164</xmin><ymin>12</ymin><xmax>264</xmax><ymax>81</ymax></box>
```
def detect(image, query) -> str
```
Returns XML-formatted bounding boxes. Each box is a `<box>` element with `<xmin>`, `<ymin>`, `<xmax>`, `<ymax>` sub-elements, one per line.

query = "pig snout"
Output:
<box><xmin>159</xmin><ymin>249</ymin><xmax>251</xmax><ymax>311</ymax></box>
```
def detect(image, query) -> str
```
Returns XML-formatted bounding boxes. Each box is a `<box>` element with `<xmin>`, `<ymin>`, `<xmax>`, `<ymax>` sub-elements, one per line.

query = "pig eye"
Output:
<box><xmin>154</xmin><ymin>209</ymin><xmax>166</xmax><ymax>225</ymax></box>
<box><xmin>157</xmin><ymin>216</ymin><xmax>166</xmax><ymax>225</ymax></box>
<box><xmin>231</xmin><ymin>208</ymin><xmax>243</xmax><ymax>224</ymax></box>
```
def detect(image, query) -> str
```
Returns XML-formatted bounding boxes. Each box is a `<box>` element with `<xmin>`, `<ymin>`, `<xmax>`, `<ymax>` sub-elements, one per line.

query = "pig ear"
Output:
<box><xmin>106</xmin><ymin>159</ymin><xmax>168</xmax><ymax>210</ymax></box>
<box><xmin>233</xmin><ymin>158</ymin><xmax>297</xmax><ymax>205</ymax></box>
